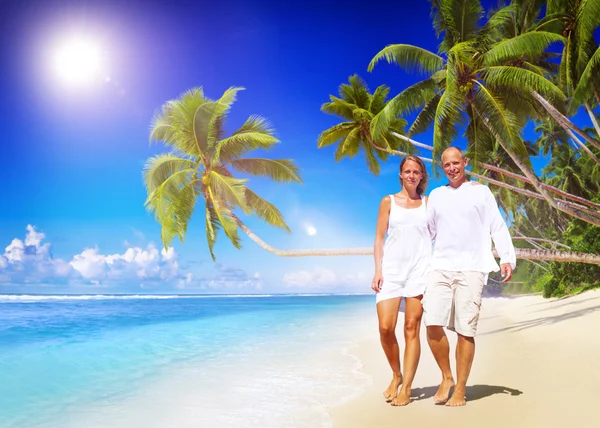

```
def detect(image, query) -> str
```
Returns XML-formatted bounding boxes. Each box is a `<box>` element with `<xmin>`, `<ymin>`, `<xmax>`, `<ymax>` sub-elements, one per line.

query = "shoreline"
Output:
<box><xmin>329</xmin><ymin>290</ymin><xmax>600</xmax><ymax>428</ymax></box>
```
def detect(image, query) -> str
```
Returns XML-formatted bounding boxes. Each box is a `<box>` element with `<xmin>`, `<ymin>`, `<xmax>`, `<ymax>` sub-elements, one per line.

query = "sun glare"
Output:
<box><xmin>52</xmin><ymin>38</ymin><xmax>104</xmax><ymax>86</ymax></box>
<box><xmin>306</xmin><ymin>226</ymin><xmax>317</xmax><ymax>236</ymax></box>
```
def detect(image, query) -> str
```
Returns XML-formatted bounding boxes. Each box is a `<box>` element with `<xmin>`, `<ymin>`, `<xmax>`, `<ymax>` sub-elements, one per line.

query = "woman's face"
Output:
<box><xmin>400</xmin><ymin>159</ymin><xmax>422</xmax><ymax>188</ymax></box>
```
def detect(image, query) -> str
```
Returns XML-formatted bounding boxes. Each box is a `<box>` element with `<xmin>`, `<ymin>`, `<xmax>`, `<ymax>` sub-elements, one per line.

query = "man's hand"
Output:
<box><xmin>500</xmin><ymin>263</ymin><xmax>513</xmax><ymax>283</ymax></box>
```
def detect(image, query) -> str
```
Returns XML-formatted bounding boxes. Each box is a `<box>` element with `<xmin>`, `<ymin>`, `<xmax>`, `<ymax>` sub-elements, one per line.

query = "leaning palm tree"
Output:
<box><xmin>531</xmin><ymin>0</ymin><xmax>600</xmax><ymax>153</ymax></box>
<box><xmin>317</xmin><ymin>74</ymin><xmax>412</xmax><ymax>175</ymax></box>
<box><xmin>144</xmin><ymin>87</ymin><xmax>302</xmax><ymax>260</ymax></box>
<box><xmin>367</xmin><ymin>0</ymin><xmax>600</xmax><ymax>226</ymax></box>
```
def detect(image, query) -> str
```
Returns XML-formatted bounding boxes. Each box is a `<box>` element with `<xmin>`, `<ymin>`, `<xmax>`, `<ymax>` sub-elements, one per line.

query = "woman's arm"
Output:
<box><xmin>372</xmin><ymin>196</ymin><xmax>391</xmax><ymax>292</ymax></box>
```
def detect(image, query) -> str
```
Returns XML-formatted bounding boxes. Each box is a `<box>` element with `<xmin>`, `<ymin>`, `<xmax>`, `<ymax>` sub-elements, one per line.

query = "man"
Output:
<box><xmin>423</xmin><ymin>147</ymin><xmax>516</xmax><ymax>407</ymax></box>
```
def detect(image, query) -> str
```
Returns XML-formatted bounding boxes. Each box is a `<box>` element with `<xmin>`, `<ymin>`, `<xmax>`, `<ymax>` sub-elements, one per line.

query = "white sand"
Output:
<box><xmin>330</xmin><ymin>289</ymin><xmax>600</xmax><ymax>428</ymax></box>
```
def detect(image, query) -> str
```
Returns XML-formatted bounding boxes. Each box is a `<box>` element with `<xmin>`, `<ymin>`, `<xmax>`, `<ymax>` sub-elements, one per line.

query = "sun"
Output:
<box><xmin>52</xmin><ymin>38</ymin><xmax>104</xmax><ymax>86</ymax></box>
<box><xmin>306</xmin><ymin>226</ymin><xmax>317</xmax><ymax>236</ymax></box>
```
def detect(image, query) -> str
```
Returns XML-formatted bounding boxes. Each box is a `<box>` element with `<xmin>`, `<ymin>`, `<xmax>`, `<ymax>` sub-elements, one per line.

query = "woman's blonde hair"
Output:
<box><xmin>399</xmin><ymin>155</ymin><xmax>428</xmax><ymax>196</ymax></box>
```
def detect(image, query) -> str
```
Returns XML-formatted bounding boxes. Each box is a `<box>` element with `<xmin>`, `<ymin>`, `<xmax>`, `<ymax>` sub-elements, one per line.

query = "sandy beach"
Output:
<box><xmin>331</xmin><ymin>289</ymin><xmax>600</xmax><ymax>428</ymax></box>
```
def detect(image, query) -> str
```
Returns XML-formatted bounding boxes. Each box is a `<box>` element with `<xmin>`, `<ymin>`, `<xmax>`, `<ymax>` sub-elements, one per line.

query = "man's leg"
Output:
<box><xmin>446</xmin><ymin>333</ymin><xmax>474</xmax><ymax>406</ymax></box>
<box><xmin>422</xmin><ymin>270</ymin><xmax>455</xmax><ymax>404</ymax></box>
<box><xmin>446</xmin><ymin>271</ymin><xmax>485</xmax><ymax>407</ymax></box>
<box><xmin>427</xmin><ymin>326</ymin><xmax>455</xmax><ymax>403</ymax></box>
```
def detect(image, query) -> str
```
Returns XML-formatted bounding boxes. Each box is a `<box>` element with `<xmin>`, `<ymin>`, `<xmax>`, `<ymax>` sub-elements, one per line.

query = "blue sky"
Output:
<box><xmin>0</xmin><ymin>0</ymin><xmax>562</xmax><ymax>294</ymax></box>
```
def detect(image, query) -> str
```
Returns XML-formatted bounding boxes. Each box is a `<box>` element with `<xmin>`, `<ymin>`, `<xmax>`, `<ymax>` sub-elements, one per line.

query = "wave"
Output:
<box><xmin>0</xmin><ymin>293</ymin><xmax>371</xmax><ymax>302</ymax></box>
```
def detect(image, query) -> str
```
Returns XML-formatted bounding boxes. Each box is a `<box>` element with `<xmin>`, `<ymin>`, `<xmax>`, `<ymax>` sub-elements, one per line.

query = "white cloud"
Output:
<box><xmin>282</xmin><ymin>266</ymin><xmax>369</xmax><ymax>289</ymax></box>
<box><xmin>0</xmin><ymin>225</ymin><xmax>260</xmax><ymax>292</ymax></box>
<box><xmin>175</xmin><ymin>264</ymin><xmax>262</xmax><ymax>291</ymax></box>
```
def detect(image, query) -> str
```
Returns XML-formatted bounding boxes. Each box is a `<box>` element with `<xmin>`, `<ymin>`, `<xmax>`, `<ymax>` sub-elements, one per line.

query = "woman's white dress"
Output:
<box><xmin>376</xmin><ymin>195</ymin><xmax>432</xmax><ymax>303</ymax></box>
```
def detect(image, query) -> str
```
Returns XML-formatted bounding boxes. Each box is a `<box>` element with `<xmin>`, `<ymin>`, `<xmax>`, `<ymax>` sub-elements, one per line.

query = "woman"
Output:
<box><xmin>371</xmin><ymin>155</ymin><xmax>431</xmax><ymax>406</ymax></box>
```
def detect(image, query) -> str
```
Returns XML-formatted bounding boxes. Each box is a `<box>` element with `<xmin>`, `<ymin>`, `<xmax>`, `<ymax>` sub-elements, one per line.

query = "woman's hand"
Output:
<box><xmin>371</xmin><ymin>272</ymin><xmax>383</xmax><ymax>293</ymax></box>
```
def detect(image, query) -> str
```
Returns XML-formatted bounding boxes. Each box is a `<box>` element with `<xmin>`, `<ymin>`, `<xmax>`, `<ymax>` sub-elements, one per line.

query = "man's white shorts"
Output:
<box><xmin>422</xmin><ymin>270</ymin><xmax>488</xmax><ymax>337</ymax></box>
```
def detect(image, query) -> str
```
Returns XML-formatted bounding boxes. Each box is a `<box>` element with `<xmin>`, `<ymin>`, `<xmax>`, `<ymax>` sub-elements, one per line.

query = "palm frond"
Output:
<box><xmin>244</xmin><ymin>188</ymin><xmax>291</xmax><ymax>232</ymax></box>
<box><xmin>431</xmin><ymin>0</ymin><xmax>484</xmax><ymax>51</ymax></box>
<box><xmin>206</xmin><ymin>171</ymin><xmax>250</xmax><ymax>213</ymax></box>
<box><xmin>321</xmin><ymin>96</ymin><xmax>356</xmax><ymax>120</ymax></box>
<box><xmin>432</xmin><ymin>53</ymin><xmax>463</xmax><ymax>155</ymax></box>
<box><xmin>150</xmin><ymin>88</ymin><xmax>209</xmax><ymax>157</ymax></box>
<box><xmin>369</xmin><ymin>84</ymin><xmax>391</xmax><ymax>113</ymax></box>
<box><xmin>472</xmin><ymin>81</ymin><xmax>531</xmax><ymax>166</ymax></box>
<box><xmin>484</xmin><ymin>66</ymin><xmax>566</xmax><ymax>103</ymax></box>
<box><xmin>207</xmin><ymin>191</ymin><xmax>242</xmax><ymax>250</ymax></box>
<box><xmin>215</xmin><ymin>130</ymin><xmax>279</xmax><ymax>164</ymax></box>
<box><xmin>370</xmin><ymin>78</ymin><xmax>438</xmax><ymax>138</ymax></box>
<box><xmin>479</xmin><ymin>5</ymin><xmax>514</xmax><ymax>45</ymax></box>
<box><xmin>368</xmin><ymin>44</ymin><xmax>444</xmax><ymax>74</ymax></box>
<box><xmin>149</xmin><ymin>112</ymin><xmax>176</xmax><ymax>146</ymax></box>
<box><xmin>362</xmin><ymin>136</ymin><xmax>381</xmax><ymax>175</ymax></box>
<box><xmin>205</xmin><ymin>203</ymin><xmax>220</xmax><ymax>261</ymax></box>
<box><xmin>143</xmin><ymin>154</ymin><xmax>197</xmax><ymax>194</ymax></box>
<box><xmin>333</xmin><ymin>127</ymin><xmax>361</xmax><ymax>161</ymax></box>
<box><xmin>575</xmin><ymin>0</ymin><xmax>600</xmax><ymax>75</ymax></box>
<box><xmin>193</xmin><ymin>87</ymin><xmax>245</xmax><ymax>157</ymax></box>
<box><xmin>230</xmin><ymin>158</ymin><xmax>302</xmax><ymax>183</ymax></box>
<box><xmin>317</xmin><ymin>122</ymin><xmax>355</xmax><ymax>148</ymax></box>
<box><xmin>144</xmin><ymin>161</ymin><xmax>197</xmax><ymax>248</ymax></box>
<box><xmin>534</xmin><ymin>12</ymin><xmax>567</xmax><ymax>33</ymax></box>
<box><xmin>483</xmin><ymin>32</ymin><xmax>565</xmax><ymax>67</ymax></box>
<box><xmin>409</xmin><ymin>93</ymin><xmax>442</xmax><ymax>136</ymax></box>
<box><xmin>571</xmin><ymin>45</ymin><xmax>600</xmax><ymax>108</ymax></box>
<box><xmin>339</xmin><ymin>75</ymin><xmax>371</xmax><ymax>108</ymax></box>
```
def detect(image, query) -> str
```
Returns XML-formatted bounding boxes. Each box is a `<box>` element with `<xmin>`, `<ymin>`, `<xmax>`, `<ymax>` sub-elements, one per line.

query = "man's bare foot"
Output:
<box><xmin>383</xmin><ymin>374</ymin><xmax>403</xmax><ymax>402</ymax></box>
<box><xmin>433</xmin><ymin>378</ymin><xmax>455</xmax><ymax>404</ymax></box>
<box><xmin>445</xmin><ymin>390</ymin><xmax>466</xmax><ymax>407</ymax></box>
<box><xmin>390</xmin><ymin>386</ymin><xmax>411</xmax><ymax>406</ymax></box>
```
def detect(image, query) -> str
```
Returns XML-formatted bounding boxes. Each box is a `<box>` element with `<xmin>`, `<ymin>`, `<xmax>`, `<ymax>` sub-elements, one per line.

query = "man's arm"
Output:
<box><xmin>485</xmin><ymin>188</ymin><xmax>516</xmax><ymax>280</ymax></box>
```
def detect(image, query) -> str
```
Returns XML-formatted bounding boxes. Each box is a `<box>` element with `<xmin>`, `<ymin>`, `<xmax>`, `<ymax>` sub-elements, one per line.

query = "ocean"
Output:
<box><xmin>0</xmin><ymin>294</ymin><xmax>375</xmax><ymax>428</ymax></box>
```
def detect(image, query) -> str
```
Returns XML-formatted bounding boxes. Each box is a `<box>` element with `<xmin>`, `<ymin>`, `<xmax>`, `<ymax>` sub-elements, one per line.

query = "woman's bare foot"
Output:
<box><xmin>445</xmin><ymin>389</ymin><xmax>466</xmax><ymax>406</ymax></box>
<box><xmin>390</xmin><ymin>385</ymin><xmax>412</xmax><ymax>406</ymax></box>
<box><xmin>433</xmin><ymin>378</ymin><xmax>455</xmax><ymax>404</ymax></box>
<box><xmin>383</xmin><ymin>374</ymin><xmax>403</xmax><ymax>402</ymax></box>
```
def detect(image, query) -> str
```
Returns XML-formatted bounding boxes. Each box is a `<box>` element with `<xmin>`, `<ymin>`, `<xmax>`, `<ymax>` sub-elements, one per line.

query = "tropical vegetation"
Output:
<box><xmin>144</xmin><ymin>0</ymin><xmax>600</xmax><ymax>297</ymax></box>
<box><xmin>319</xmin><ymin>0</ymin><xmax>600</xmax><ymax>295</ymax></box>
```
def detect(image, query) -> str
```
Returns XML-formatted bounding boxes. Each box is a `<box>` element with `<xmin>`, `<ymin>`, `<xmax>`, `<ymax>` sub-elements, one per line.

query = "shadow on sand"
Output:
<box><xmin>410</xmin><ymin>384</ymin><xmax>523</xmax><ymax>402</ymax></box>
<box><xmin>481</xmin><ymin>304</ymin><xmax>600</xmax><ymax>335</ymax></box>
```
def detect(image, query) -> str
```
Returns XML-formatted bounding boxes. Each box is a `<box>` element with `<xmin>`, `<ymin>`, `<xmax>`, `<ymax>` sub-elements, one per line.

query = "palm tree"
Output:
<box><xmin>144</xmin><ymin>87</ymin><xmax>302</xmax><ymax>260</ymax></box>
<box><xmin>367</xmin><ymin>0</ymin><xmax>600</xmax><ymax>226</ymax></box>
<box><xmin>543</xmin><ymin>145</ymin><xmax>589</xmax><ymax>198</ymax></box>
<box><xmin>532</xmin><ymin>0</ymin><xmax>600</xmax><ymax>151</ymax></box>
<box><xmin>317</xmin><ymin>74</ymin><xmax>412</xmax><ymax>175</ymax></box>
<box><xmin>534</xmin><ymin>118</ymin><xmax>572</xmax><ymax>156</ymax></box>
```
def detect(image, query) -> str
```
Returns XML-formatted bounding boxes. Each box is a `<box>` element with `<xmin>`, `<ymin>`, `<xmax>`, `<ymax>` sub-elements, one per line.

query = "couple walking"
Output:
<box><xmin>372</xmin><ymin>147</ymin><xmax>516</xmax><ymax>407</ymax></box>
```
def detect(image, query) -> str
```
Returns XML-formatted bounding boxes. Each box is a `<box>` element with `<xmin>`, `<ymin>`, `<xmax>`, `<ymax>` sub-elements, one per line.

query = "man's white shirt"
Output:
<box><xmin>427</xmin><ymin>181</ymin><xmax>517</xmax><ymax>273</ymax></box>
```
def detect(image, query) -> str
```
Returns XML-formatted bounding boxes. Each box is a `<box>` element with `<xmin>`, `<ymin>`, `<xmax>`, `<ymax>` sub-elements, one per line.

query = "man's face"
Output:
<box><xmin>442</xmin><ymin>149</ymin><xmax>468</xmax><ymax>185</ymax></box>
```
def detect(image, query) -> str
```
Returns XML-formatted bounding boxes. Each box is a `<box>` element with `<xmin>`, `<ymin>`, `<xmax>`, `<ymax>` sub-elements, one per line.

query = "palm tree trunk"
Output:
<box><xmin>390</xmin><ymin>132</ymin><xmax>600</xmax><ymax>210</ymax></box>
<box><xmin>234</xmin><ymin>216</ymin><xmax>600</xmax><ymax>264</ymax></box>
<box><xmin>566</xmin><ymin>126</ymin><xmax>600</xmax><ymax>166</ymax></box>
<box><xmin>585</xmin><ymin>103</ymin><xmax>600</xmax><ymax>138</ymax></box>
<box><xmin>473</xmin><ymin>107</ymin><xmax>600</xmax><ymax>227</ymax></box>
<box><xmin>532</xmin><ymin>91</ymin><xmax>600</xmax><ymax>152</ymax></box>
<box><xmin>512</xmin><ymin>236</ymin><xmax>571</xmax><ymax>250</ymax></box>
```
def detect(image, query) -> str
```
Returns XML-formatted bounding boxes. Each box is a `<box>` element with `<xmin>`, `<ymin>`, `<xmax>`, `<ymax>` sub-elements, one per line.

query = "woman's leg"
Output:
<box><xmin>391</xmin><ymin>295</ymin><xmax>423</xmax><ymax>406</ymax></box>
<box><xmin>376</xmin><ymin>297</ymin><xmax>402</xmax><ymax>401</ymax></box>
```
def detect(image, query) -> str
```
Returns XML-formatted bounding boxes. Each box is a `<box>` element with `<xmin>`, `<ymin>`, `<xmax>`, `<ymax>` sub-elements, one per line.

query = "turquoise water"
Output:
<box><xmin>0</xmin><ymin>294</ymin><xmax>374</xmax><ymax>428</ymax></box>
